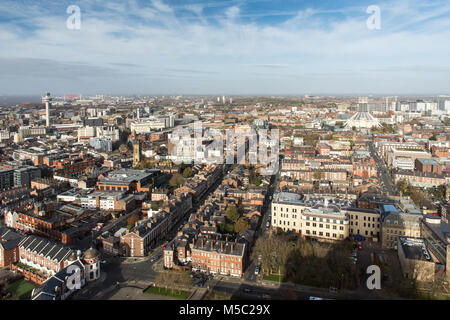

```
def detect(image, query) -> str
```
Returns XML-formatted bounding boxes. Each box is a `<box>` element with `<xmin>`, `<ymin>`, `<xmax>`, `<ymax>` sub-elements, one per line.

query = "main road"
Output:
<box><xmin>242</xmin><ymin>165</ymin><xmax>281</xmax><ymax>283</ymax></box>
<box><xmin>368</xmin><ymin>141</ymin><xmax>398</xmax><ymax>196</ymax></box>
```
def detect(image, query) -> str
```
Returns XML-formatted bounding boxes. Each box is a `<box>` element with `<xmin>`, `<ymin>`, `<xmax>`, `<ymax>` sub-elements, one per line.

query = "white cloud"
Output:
<box><xmin>151</xmin><ymin>0</ymin><xmax>173</xmax><ymax>13</ymax></box>
<box><xmin>225</xmin><ymin>6</ymin><xmax>240</xmax><ymax>20</ymax></box>
<box><xmin>0</xmin><ymin>0</ymin><xmax>450</xmax><ymax>94</ymax></box>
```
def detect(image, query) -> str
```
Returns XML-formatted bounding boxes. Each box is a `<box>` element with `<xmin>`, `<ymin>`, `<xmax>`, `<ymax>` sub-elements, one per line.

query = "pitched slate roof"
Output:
<box><xmin>18</xmin><ymin>235</ymin><xmax>73</xmax><ymax>262</ymax></box>
<box><xmin>0</xmin><ymin>227</ymin><xmax>24</xmax><ymax>251</ymax></box>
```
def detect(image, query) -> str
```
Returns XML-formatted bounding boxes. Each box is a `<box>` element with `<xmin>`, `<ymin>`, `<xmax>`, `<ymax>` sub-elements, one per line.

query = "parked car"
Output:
<box><xmin>254</xmin><ymin>266</ymin><xmax>260</xmax><ymax>275</ymax></box>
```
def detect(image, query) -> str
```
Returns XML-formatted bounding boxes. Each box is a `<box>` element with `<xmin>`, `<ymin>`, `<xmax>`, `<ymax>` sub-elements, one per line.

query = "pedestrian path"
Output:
<box><xmin>188</xmin><ymin>288</ymin><xmax>208</xmax><ymax>300</ymax></box>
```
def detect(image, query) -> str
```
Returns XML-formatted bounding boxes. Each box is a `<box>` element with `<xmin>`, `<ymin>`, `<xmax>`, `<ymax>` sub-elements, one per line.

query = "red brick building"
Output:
<box><xmin>191</xmin><ymin>238</ymin><xmax>247</xmax><ymax>277</ymax></box>
<box><xmin>0</xmin><ymin>228</ymin><xmax>23</xmax><ymax>267</ymax></box>
<box><xmin>12</xmin><ymin>235</ymin><xmax>74</xmax><ymax>284</ymax></box>
<box><xmin>414</xmin><ymin>158</ymin><xmax>442</xmax><ymax>174</ymax></box>
<box><xmin>353</xmin><ymin>158</ymin><xmax>378</xmax><ymax>178</ymax></box>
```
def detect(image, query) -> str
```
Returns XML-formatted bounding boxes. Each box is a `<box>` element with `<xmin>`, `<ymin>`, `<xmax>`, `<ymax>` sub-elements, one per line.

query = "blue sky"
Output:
<box><xmin>1</xmin><ymin>0</ymin><xmax>450</xmax><ymax>96</ymax></box>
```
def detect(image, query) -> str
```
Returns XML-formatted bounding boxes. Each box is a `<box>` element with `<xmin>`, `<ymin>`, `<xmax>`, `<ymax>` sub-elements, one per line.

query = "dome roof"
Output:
<box><xmin>68</xmin><ymin>252</ymin><xmax>78</xmax><ymax>261</ymax></box>
<box><xmin>83</xmin><ymin>247</ymin><xmax>99</xmax><ymax>259</ymax></box>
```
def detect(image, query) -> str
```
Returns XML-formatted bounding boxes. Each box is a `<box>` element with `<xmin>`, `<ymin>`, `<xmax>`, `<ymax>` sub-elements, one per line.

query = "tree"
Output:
<box><xmin>182</xmin><ymin>167</ymin><xmax>193</xmax><ymax>178</ymax></box>
<box><xmin>218</xmin><ymin>220</ymin><xmax>235</xmax><ymax>234</ymax></box>
<box><xmin>254</xmin><ymin>178</ymin><xmax>262</xmax><ymax>186</ymax></box>
<box><xmin>249</xmin><ymin>168</ymin><xmax>257</xmax><ymax>184</ymax></box>
<box><xmin>313</xmin><ymin>169</ymin><xmax>324</xmax><ymax>181</ymax></box>
<box><xmin>173</xmin><ymin>271</ymin><xmax>194</xmax><ymax>293</ymax></box>
<box><xmin>154</xmin><ymin>272</ymin><xmax>170</xmax><ymax>292</ymax></box>
<box><xmin>118</xmin><ymin>144</ymin><xmax>129</xmax><ymax>154</ymax></box>
<box><xmin>169</xmin><ymin>173</ymin><xmax>185</xmax><ymax>188</ymax></box>
<box><xmin>234</xmin><ymin>217</ymin><xmax>249</xmax><ymax>234</ymax></box>
<box><xmin>397</xmin><ymin>180</ymin><xmax>409</xmax><ymax>196</ymax></box>
<box><xmin>154</xmin><ymin>271</ymin><xmax>193</xmax><ymax>294</ymax></box>
<box><xmin>225</xmin><ymin>205</ymin><xmax>240</xmax><ymax>223</ymax></box>
<box><xmin>252</xmin><ymin>235</ymin><xmax>290</xmax><ymax>276</ymax></box>
<box><xmin>151</xmin><ymin>203</ymin><xmax>159</xmax><ymax>211</ymax></box>
<box><xmin>302</xmin><ymin>133</ymin><xmax>319</xmax><ymax>146</ymax></box>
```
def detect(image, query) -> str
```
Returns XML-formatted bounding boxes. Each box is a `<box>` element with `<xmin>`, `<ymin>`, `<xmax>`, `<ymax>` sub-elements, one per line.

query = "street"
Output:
<box><xmin>72</xmin><ymin>255</ymin><xmax>159</xmax><ymax>300</ymax></box>
<box><xmin>368</xmin><ymin>141</ymin><xmax>398</xmax><ymax>196</ymax></box>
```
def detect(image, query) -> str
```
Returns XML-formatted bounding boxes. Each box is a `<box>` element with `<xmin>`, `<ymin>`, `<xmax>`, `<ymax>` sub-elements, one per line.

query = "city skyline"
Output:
<box><xmin>1</xmin><ymin>0</ymin><xmax>450</xmax><ymax>95</ymax></box>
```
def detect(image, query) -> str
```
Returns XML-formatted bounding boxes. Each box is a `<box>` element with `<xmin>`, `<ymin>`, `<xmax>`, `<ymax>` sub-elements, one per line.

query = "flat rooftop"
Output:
<box><xmin>398</xmin><ymin>237</ymin><xmax>433</xmax><ymax>262</ymax></box>
<box><xmin>273</xmin><ymin>192</ymin><xmax>303</xmax><ymax>203</ymax></box>
<box><xmin>416</xmin><ymin>158</ymin><xmax>441</xmax><ymax>166</ymax></box>
<box><xmin>99</xmin><ymin>168</ymin><xmax>159</xmax><ymax>184</ymax></box>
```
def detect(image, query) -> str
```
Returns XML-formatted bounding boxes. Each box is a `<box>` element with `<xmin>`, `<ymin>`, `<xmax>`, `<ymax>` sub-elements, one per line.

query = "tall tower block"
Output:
<box><xmin>43</xmin><ymin>92</ymin><xmax>52</xmax><ymax>127</ymax></box>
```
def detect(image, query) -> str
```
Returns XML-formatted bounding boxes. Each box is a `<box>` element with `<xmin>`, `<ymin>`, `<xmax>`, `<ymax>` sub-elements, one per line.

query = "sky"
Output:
<box><xmin>1</xmin><ymin>0</ymin><xmax>450</xmax><ymax>96</ymax></box>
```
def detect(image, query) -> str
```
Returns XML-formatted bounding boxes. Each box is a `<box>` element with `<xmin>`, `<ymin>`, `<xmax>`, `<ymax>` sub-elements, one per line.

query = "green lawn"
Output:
<box><xmin>263</xmin><ymin>274</ymin><xmax>287</xmax><ymax>282</ymax></box>
<box><xmin>7</xmin><ymin>280</ymin><xmax>36</xmax><ymax>300</ymax></box>
<box><xmin>144</xmin><ymin>286</ymin><xmax>191</xmax><ymax>300</ymax></box>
